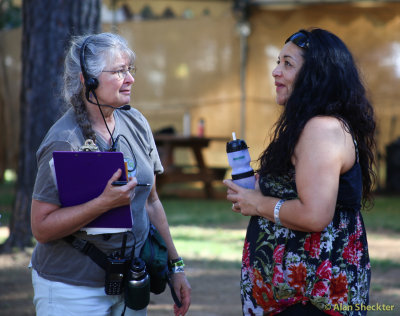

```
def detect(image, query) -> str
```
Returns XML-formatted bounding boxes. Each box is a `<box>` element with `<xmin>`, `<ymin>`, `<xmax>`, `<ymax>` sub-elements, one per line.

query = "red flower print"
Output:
<box><xmin>312</xmin><ymin>280</ymin><xmax>330</xmax><ymax>297</ymax></box>
<box><xmin>329</xmin><ymin>272</ymin><xmax>348</xmax><ymax>305</ymax></box>
<box><xmin>252</xmin><ymin>269</ymin><xmax>279</xmax><ymax>310</ymax></box>
<box><xmin>342</xmin><ymin>233</ymin><xmax>363</xmax><ymax>267</ymax></box>
<box><xmin>242</xmin><ymin>239</ymin><xmax>250</xmax><ymax>267</ymax></box>
<box><xmin>287</xmin><ymin>263</ymin><xmax>307</xmax><ymax>294</ymax></box>
<box><xmin>316</xmin><ymin>259</ymin><xmax>332</xmax><ymax>280</ymax></box>
<box><xmin>272</xmin><ymin>265</ymin><xmax>285</xmax><ymax>285</ymax></box>
<box><xmin>273</xmin><ymin>244</ymin><xmax>285</xmax><ymax>264</ymax></box>
<box><xmin>304</xmin><ymin>232</ymin><xmax>321</xmax><ymax>258</ymax></box>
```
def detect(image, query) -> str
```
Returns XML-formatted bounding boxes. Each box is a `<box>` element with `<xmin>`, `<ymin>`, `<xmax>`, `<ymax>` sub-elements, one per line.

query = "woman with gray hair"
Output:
<box><xmin>30</xmin><ymin>32</ymin><xmax>191</xmax><ymax>316</ymax></box>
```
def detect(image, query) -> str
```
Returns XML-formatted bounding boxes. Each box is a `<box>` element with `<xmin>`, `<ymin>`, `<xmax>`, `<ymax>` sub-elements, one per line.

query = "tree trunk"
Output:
<box><xmin>1</xmin><ymin>0</ymin><xmax>101</xmax><ymax>252</ymax></box>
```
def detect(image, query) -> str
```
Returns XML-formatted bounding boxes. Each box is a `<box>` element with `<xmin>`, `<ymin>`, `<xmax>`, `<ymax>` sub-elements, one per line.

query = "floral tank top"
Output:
<box><xmin>241</xmin><ymin>145</ymin><xmax>371</xmax><ymax>315</ymax></box>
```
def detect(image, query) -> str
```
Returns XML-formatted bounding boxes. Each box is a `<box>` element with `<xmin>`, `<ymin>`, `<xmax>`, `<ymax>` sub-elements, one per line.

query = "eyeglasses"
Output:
<box><xmin>102</xmin><ymin>66</ymin><xmax>136</xmax><ymax>79</ymax></box>
<box><xmin>285</xmin><ymin>31</ymin><xmax>309</xmax><ymax>49</ymax></box>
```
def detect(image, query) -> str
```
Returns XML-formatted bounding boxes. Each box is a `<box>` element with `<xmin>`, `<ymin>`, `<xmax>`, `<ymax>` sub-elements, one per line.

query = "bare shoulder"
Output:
<box><xmin>303</xmin><ymin>116</ymin><xmax>344</xmax><ymax>134</ymax></box>
<box><xmin>298</xmin><ymin>116</ymin><xmax>355</xmax><ymax>171</ymax></box>
<box><xmin>296</xmin><ymin>116</ymin><xmax>352</xmax><ymax>156</ymax></box>
<box><xmin>300</xmin><ymin>116</ymin><xmax>350</xmax><ymax>143</ymax></box>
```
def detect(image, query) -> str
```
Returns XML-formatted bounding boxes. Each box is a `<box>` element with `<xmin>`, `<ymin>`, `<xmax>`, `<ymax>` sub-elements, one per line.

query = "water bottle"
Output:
<box><xmin>125</xmin><ymin>257</ymin><xmax>150</xmax><ymax>310</ymax></box>
<box><xmin>226</xmin><ymin>132</ymin><xmax>256</xmax><ymax>189</ymax></box>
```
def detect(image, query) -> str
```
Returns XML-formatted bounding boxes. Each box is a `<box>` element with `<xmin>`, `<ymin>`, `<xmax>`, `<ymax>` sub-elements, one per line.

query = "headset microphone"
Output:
<box><xmin>86</xmin><ymin>98</ymin><xmax>131</xmax><ymax>111</ymax></box>
<box><xmin>120</xmin><ymin>104</ymin><xmax>131</xmax><ymax>110</ymax></box>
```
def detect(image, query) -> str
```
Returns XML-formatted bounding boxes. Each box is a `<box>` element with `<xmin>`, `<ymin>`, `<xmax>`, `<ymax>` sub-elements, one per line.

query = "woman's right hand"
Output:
<box><xmin>31</xmin><ymin>168</ymin><xmax>137</xmax><ymax>243</ymax></box>
<box><xmin>99</xmin><ymin>168</ymin><xmax>137</xmax><ymax>209</ymax></box>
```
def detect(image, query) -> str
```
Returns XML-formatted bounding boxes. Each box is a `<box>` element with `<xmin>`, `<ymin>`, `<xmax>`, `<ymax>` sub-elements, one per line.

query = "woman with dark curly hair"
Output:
<box><xmin>224</xmin><ymin>28</ymin><xmax>376</xmax><ymax>315</ymax></box>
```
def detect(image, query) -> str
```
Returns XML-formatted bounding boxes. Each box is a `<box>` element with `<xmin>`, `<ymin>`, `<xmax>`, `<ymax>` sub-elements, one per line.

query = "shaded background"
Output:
<box><xmin>2</xmin><ymin>0</ymin><xmax>400</xmax><ymax>189</ymax></box>
<box><xmin>1</xmin><ymin>1</ymin><xmax>400</xmax><ymax>315</ymax></box>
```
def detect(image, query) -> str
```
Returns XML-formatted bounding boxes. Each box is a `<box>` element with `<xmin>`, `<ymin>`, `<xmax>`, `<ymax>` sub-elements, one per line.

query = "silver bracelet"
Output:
<box><xmin>274</xmin><ymin>199</ymin><xmax>285</xmax><ymax>226</ymax></box>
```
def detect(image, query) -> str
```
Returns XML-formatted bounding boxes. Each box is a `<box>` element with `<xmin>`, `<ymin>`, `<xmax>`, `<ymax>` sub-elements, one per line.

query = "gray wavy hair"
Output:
<box><xmin>63</xmin><ymin>33</ymin><xmax>135</xmax><ymax>142</ymax></box>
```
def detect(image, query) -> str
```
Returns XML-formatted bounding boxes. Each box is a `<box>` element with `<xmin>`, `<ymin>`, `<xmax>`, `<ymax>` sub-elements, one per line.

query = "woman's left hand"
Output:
<box><xmin>170</xmin><ymin>272</ymin><xmax>191</xmax><ymax>316</ymax></box>
<box><xmin>223</xmin><ymin>175</ymin><xmax>261</xmax><ymax>216</ymax></box>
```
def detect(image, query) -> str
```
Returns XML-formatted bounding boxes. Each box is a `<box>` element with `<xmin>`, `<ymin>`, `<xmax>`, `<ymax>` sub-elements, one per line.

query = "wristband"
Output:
<box><xmin>169</xmin><ymin>265</ymin><xmax>185</xmax><ymax>274</ymax></box>
<box><xmin>274</xmin><ymin>199</ymin><xmax>285</xmax><ymax>226</ymax></box>
<box><xmin>168</xmin><ymin>257</ymin><xmax>185</xmax><ymax>274</ymax></box>
<box><xmin>169</xmin><ymin>257</ymin><xmax>183</xmax><ymax>265</ymax></box>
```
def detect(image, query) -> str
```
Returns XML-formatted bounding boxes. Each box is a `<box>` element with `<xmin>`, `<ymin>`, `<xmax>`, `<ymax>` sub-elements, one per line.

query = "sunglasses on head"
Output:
<box><xmin>285</xmin><ymin>31</ymin><xmax>309</xmax><ymax>49</ymax></box>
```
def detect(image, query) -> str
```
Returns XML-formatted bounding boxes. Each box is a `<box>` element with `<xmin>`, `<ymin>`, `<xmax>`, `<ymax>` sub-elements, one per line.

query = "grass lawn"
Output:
<box><xmin>161</xmin><ymin>195</ymin><xmax>400</xmax><ymax>268</ymax></box>
<box><xmin>1</xmin><ymin>183</ymin><xmax>400</xmax><ymax>256</ymax></box>
<box><xmin>363</xmin><ymin>196</ymin><xmax>400</xmax><ymax>232</ymax></box>
<box><xmin>161</xmin><ymin>194</ymin><xmax>400</xmax><ymax>232</ymax></box>
<box><xmin>1</xmin><ymin>182</ymin><xmax>400</xmax><ymax>315</ymax></box>
<box><xmin>161</xmin><ymin>196</ymin><xmax>400</xmax><ymax>315</ymax></box>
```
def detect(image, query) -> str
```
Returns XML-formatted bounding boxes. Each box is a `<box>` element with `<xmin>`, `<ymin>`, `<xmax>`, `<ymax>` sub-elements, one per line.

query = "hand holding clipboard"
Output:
<box><xmin>53</xmin><ymin>151</ymin><xmax>134</xmax><ymax>234</ymax></box>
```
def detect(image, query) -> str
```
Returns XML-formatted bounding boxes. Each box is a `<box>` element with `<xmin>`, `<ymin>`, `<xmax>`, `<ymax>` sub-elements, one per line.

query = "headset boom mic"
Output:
<box><xmin>99</xmin><ymin>103</ymin><xmax>130</xmax><ymax>111</ymax></box>
<box><xmin>86</xmin><ymin>98</ymin><xmax>131</xmax><ymax>111</ymax></box>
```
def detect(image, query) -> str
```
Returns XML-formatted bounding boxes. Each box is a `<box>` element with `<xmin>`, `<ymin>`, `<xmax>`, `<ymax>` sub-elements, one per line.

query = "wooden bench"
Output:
<box><xmin>154</xmin><ymin>135</ymin><xmax>229</xmax><ymax>198</ymax></box>
<box><xmin>157</xmin><ymin>165</ymin><xmax>228</xmax><ymax>198</ymax></box>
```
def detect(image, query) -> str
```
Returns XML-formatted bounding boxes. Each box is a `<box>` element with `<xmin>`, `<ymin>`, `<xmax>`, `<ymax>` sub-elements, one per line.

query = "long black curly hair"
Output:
<box><xmin>258</xmin><ymin>28</ymin><xmax>376</xmax><ymax>208</ymax></box>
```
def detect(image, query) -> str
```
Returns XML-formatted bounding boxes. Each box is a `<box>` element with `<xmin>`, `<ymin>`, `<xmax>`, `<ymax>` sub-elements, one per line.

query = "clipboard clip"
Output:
<box><xmin>79</xmin><ymin>139</ymin><xmax>99</xmax><ymax>152</ymax></box>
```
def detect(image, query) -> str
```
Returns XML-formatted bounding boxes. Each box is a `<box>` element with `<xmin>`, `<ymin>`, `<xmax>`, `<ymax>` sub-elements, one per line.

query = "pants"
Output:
<box><xmin>32</xmin><ymin>269</ymin><xmax>146</xmax><ymax>316</ymax></box>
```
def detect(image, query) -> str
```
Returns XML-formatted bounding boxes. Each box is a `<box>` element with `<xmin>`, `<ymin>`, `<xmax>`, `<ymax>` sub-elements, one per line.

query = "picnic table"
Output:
<box><xmin>154</xmin><ymin>134</ymin><xmax>229</xmax><ymax>198</ymax></box>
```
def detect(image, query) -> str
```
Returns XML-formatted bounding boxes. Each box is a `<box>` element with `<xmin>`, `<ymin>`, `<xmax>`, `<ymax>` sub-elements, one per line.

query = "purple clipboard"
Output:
<box><xmin>52</xmin><ymin>151</ymin><xmax>133</xmax><ymax>231</ymax></box>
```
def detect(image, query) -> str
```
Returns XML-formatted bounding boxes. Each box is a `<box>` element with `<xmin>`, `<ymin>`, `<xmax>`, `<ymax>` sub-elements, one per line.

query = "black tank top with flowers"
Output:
<box><xmin>240</xmin><ymin>139</ymin><xmax>370</xmax><ymax>316</ymax></box>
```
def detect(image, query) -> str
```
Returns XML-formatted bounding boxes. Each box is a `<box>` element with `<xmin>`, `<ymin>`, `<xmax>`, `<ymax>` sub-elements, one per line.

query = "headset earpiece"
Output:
<box><xmin>85</xmin><ymin>77</ymin><xmax>99</xmax><ymax>93</ymax></box>
<box><xmin>80</xmin><ymin>36</ymin><xmax>99</xmax><ymax>97</ymax></box>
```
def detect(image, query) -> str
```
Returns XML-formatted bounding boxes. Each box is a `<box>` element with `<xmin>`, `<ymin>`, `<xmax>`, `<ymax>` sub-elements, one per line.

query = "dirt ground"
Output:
<box><xmin>0</xmin><ymin>228</ymin><xmax>399</xmax><ymax>316</ymax></box>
